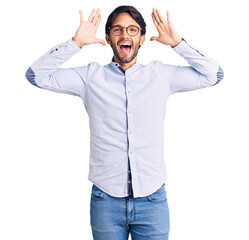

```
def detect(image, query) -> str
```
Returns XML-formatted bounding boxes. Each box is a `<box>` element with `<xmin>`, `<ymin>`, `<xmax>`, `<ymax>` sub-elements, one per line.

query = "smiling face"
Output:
<box><xmin>105</xmin><ymin>13</ymin><xmax>145</xmax><ymax>70</ymax></box>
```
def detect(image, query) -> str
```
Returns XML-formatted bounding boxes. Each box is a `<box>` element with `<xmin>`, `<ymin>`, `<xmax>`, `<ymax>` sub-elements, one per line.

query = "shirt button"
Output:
<box><xmin>130</xmin><ymin>151</ymin><xmax>132</xmax><ymax>154</ymax></box>
<box><xmin>129</xmin><ymin>131</ymin><xmax>131</xmax><ymax>134</ymax></box>
<box><xmin>128</xmin><ymin>180</ymin><xmax>131</xmax><ymax>183</ymax></box>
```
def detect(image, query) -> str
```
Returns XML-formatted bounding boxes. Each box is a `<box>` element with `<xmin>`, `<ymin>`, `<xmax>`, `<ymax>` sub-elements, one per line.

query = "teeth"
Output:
<box><xmin>120</xmin><ymin>43</ymin><xmax>131</xmax><ymax>46</ymax></box>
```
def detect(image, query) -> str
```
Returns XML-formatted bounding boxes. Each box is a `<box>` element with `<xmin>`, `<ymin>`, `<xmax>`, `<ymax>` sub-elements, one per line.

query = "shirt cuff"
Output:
<box><xmin>172</xmin><ymin>38</ymin><xmax>207</xmax><ymax>58</ymax></box>
<box><xmin>171</xmin><ymin>38</ymin><xmax>189</xmax><ymax>55</ymax></box>
<box><xmin>68</xmin><ymin>37</ymin><xmax>83</xmax><ymax>51</ymax></box>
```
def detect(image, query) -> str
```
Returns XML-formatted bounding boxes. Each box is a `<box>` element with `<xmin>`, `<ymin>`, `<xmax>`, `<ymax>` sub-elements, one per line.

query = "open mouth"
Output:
<box><xmin>119</xmin><ymin>43</ymin><xmax>132</xmax><ymax>55</ymax></box>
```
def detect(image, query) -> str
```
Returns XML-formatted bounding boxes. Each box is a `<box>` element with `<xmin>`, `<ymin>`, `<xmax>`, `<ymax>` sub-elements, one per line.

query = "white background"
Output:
<box><xmin>1</xmin><ymin>0</ymin><xmax>248</xmax><ymax>239</ymax></box>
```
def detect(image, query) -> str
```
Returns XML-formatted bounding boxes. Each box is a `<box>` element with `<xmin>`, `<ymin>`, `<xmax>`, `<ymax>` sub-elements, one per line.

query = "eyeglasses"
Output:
<box><xmin>109</xmin><ymin>25</ymin><xmax>141</xmax><ymax>37</ymax></box>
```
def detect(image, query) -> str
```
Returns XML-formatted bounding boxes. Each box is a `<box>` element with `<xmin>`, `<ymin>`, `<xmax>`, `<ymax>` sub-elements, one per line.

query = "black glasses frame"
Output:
<box><xmin>108</xmin><ymin>25</ymin><xmax>142</xmax><ymax>36</ymax></box>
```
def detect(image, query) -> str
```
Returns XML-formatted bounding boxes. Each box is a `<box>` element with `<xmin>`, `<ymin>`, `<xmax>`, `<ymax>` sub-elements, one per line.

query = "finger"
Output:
<box><xmin>79</xmin><ymin>10</ymin><xmax>84</xmax><ymax>23</ymax></box>
<box><xmin>95</xmin><ymin>13</ymin><xmax>102</xmax><ymax>28</ymax></box>
<box><xmin>151</xmin><ymin>12</ymin><xmax>159</xmax><ymax>28</ymax></box>
<box><xmin>150</xmin><ymin>36</ymin><xmax>159</xmax><ymax>41</ymax></box>
<box><xmin>167</xmin><ymin>11</ymin><xmax>176</xmax><ymax>30</ymax></box>
<box><xmin>153</xmin><ymin>8</ymin><xmax>162</xmax><ymax>25</ymax></box>
<box><xmin>92</xmin><ymin>8</ymin><xmax>100</xmax><ymax>24</ymax></box>
<box><xmin>88</xmin><ymin>8</ymin><xmax>96</xmax><ymax>22</ymax></box>
<box><xmin>156</xmin><ymin>9</ymin><xmax>166</xmax><ymax>24</ymax></box>
<box><xmin>166</xmin><ymin>11</ymin><xmax>171</xmax><ymax>23</ymax></box>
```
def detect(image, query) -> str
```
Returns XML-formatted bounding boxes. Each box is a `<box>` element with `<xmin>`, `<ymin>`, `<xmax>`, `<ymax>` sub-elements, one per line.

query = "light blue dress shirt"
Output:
<box><xmin>26</xmin><ymin>37</ymin><xmax>224</xmax><ymax>198</ymax></box>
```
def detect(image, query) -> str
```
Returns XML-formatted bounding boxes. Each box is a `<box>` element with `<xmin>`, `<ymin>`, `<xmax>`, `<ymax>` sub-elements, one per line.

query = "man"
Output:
<box><xmin>25</xmin><ymin>5</ymin><xmax>224</xmax><ymax>240</ymax></box>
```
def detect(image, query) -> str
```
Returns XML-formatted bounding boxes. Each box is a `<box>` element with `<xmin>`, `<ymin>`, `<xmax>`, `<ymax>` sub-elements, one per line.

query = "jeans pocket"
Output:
<box><xmin>91</xmin><ymin>184</ymin><xmax>106</xmax><ymax>201</ymax></box>
<box><xmin>147</xmin><ymin>184</ymin><xmax>167</xmax><ymax>203</ymax></box>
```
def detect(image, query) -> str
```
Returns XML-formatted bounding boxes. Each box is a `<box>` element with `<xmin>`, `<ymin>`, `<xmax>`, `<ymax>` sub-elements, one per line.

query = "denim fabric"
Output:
<box><xmin>90</xmin><ymin>184</ymin><xmax>170</xmax><ymax>240</ymax></box>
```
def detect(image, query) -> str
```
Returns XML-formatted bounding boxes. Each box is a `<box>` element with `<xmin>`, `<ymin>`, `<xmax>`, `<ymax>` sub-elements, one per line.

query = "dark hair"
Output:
<box><xmin>105</xmin><ymin>5</ymin><xmax>146</xmax><ymax>36</ymax></box>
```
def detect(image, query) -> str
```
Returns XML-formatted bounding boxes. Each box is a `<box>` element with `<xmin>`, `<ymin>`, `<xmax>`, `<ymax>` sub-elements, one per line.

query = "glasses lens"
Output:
<box><xmin>127</xmin><ymin>26</ymin><xmax>139</xmax><ymax>36</ymax></box>
<box><xmin>112</xmin><ymin>26</ymin><xmax>122</xmax><ymax>35</ymax></box>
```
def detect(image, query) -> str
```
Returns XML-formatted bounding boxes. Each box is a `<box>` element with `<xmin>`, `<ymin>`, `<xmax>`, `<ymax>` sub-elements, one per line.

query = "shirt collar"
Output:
<box><xmin>109</xmin><ymin>56</ymin><xmax>142</xmax><ymax>74</ymax></box>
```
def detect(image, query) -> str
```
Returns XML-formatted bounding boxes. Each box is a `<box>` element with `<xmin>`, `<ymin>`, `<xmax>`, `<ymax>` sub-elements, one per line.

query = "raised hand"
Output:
<box><xmin>150</xmin><ymin>8</ymin><xmax>182</xmax><ymax>47</ymax></box>
<box><xmin>73</xmin><ymin>8</ymin><xmax>106</xmax><ymax>48</ymax></box>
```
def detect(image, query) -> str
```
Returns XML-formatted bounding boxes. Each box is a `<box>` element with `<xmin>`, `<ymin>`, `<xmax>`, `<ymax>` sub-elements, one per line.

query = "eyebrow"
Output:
<box><xmin>111</xmin><ymin>24</ymin><xmax>139</xmax><ymax>27</ymax></box>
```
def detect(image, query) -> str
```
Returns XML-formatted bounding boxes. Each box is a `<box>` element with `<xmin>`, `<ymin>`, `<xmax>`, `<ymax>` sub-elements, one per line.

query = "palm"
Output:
<box><xmin>74</xmin><ymin>8</ymin><xmax>105</xmax><ymax>47</ymax></box>
<box><xmin>151</xmin><ymin>9</ymin><xmax>182</xmax><ymax>47</ymax></box>
<box><xmin>157</xmin><ymin>22</ymin><xmax>176</xmax><ymax>44</ymax></box>
<box><xmin>75</xmin><ymin>21</ymin><xmax>98</xmax><ymax>45</ymax></box>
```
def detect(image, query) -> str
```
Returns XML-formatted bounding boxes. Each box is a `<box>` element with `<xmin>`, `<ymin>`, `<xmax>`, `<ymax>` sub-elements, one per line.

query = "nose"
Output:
<box><xmin>120</xmin><ymin>27</ymin><xmax>129</xmax><ymax>37</ymax></box>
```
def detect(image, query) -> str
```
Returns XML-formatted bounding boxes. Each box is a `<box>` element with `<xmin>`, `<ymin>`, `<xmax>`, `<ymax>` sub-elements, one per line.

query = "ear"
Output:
<box><xmin>140</xmin><ymin>34</ymin><xmax>145</xmax><ymax>46</ymax></box>
<box><xmin>105</xmin><ymin>34</ymin><xmax>111</xmax><ymax>45</ymax></box>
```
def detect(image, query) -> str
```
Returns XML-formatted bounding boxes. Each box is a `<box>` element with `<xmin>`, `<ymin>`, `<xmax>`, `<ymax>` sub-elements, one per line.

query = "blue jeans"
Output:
<box><xmin>90</xmin><ymin>183</ymin><xmax>170</xmax><ymax>240</ymax></box>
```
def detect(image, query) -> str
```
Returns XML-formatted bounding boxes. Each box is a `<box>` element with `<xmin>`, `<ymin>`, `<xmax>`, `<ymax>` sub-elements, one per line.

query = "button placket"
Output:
<box><xmin>125</xmin><ymin>71</ymin><xmax>135</xmax><ymax>195</ymax></box>
<box><xmin>126</xmin><ymin>72</ymin><xmax>134</xmax><ymax>155</ymax></box>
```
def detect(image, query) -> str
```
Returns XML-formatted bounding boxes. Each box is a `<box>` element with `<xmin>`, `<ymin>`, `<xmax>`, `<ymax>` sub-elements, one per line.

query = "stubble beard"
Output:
<box><xmin>110</xmin><ymin>39</ymin><xmax>141</xmax><ymax>64</ymax></box>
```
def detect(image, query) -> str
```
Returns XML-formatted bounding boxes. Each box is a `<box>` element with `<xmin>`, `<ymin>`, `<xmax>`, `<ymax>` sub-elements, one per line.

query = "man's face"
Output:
<box><xmin>106</xmin><ymin>13</ymin><xmax>145</xmax><ymax>64</ymax></box>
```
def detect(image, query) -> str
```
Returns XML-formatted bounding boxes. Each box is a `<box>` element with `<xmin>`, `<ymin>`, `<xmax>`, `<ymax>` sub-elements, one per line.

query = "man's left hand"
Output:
<box><xmin>150</xmin><ymin>8</ymin><xmax>182</xmax><ymax>47</ymax></box>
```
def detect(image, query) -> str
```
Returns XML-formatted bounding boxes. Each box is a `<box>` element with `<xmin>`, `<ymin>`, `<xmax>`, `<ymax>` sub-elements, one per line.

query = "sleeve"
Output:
<box><xmin>168</xmin><ymin>39</ymin><xmax>224</xmax><ymax>94</ymax></box>
<box><xmin>25</xmin><ymin>37</ymin><xmax>89</xmax><ymax>99</ymax></box>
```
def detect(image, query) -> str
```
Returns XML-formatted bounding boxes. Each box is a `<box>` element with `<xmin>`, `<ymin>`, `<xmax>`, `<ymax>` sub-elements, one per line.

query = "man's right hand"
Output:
<box><xmin>73</xmin><ymin>8</ymin><xmax>106</xmax><ymax>48</ymax></box>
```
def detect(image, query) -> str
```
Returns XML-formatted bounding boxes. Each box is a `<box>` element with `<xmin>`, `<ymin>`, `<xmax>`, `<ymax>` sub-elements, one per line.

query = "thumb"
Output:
<box><xmin>150</xmin><ymin>36</ymin><xmax>159</xmax><ymax>41</ymax></box>
<box><xmin>95</xmin><ymin>38</ymin><xmax>106</xmax><ymax>46</ymax></box>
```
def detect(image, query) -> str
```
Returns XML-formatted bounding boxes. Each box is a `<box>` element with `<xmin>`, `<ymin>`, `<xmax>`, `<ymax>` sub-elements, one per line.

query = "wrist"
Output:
<box><xmin>72</xmin><ymin>37</ymin><xmax>85</xmax><ymax>48</ymax></box>
<box><xmin>171</xmin><ymin>38</ymin><xmax>183</xmax><ymax>48</ymax></box>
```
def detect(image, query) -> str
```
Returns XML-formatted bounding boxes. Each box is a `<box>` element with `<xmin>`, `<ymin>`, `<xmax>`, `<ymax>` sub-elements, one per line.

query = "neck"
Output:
<box><xmin>113</xmin><ymin>55</ymin><xmax>138</xmax><ymax>70</ymax></box>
